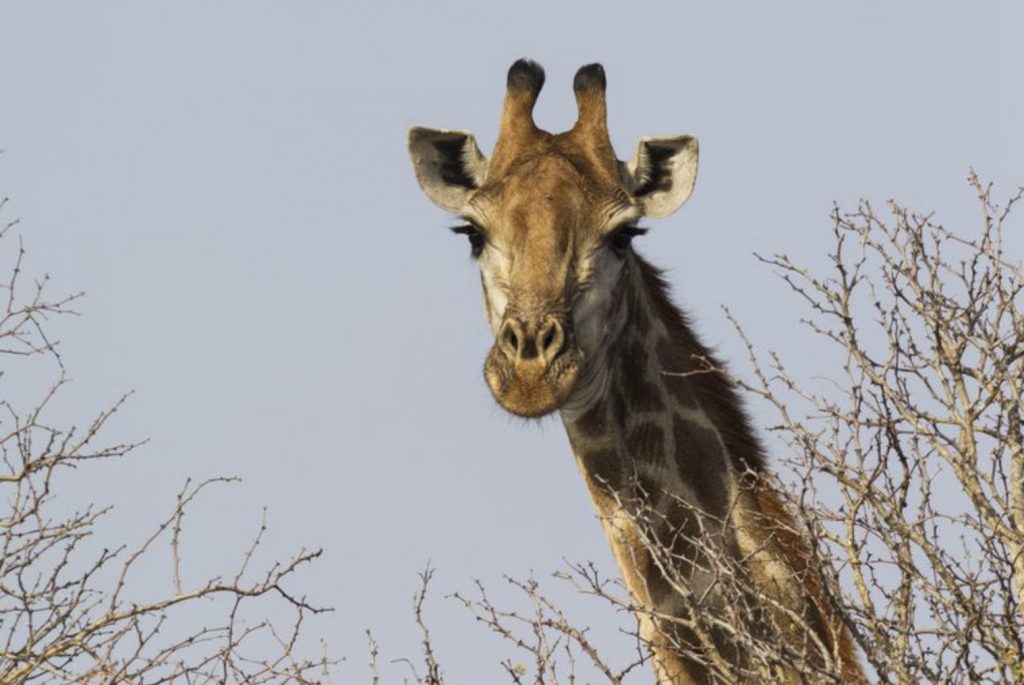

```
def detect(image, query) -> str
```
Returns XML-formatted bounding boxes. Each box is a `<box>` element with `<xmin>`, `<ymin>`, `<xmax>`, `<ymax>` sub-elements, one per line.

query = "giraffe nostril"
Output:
<box><xmin>538</xmin><ymin>319</ymin><xmax>565</xmax><ymax>360</ymax></box>
<box><xmin>542</xmin><ymin>327</ymin><xmax>555</xmax><ymax>351</ymax></box>
<box><xmin>505</xmin><ymin>327</ymin><xmax>519</xmax><ymax>353</ymax></box>
<box><xmin>499</xmin><ymin>319</ymin><xmax>524</xmax><ymax>358</ymax></box>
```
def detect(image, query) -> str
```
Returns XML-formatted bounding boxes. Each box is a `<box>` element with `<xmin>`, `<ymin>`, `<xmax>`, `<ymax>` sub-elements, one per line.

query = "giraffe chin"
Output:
<box><xmin>484</xmin><ymin>348</ymin><xmax>580</xmax><ymax>419</ymax></box>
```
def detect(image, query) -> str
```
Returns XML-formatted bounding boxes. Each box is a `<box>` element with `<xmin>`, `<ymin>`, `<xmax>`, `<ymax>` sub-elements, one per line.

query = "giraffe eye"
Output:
<box><xmin>450</xmin><ymin>224</ymin><xmax>486</xmax><ymax>258</ymax></box>
<box><xmin>608</xmin><ymin>226</ymin><xmax>647</xmax><ymax>258</ymax></box>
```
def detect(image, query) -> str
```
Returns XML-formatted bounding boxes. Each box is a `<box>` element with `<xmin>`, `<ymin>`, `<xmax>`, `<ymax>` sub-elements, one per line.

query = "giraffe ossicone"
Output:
<box><xmin>408</xmin><ymin>59</ymin><xmax>864</xmax><ymax>685</ymax></box>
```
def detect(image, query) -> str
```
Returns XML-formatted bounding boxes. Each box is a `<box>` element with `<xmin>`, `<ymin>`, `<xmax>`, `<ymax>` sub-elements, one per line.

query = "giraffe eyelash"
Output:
<box><xmin>450</xmin><ymin>224</ymin><xmax>487</xmax><ymax>258</ymax></box>
<box><xmin>612</xmin><ymin>226</ymin><xmax>648</xmax><ymax>238</ymax></box>
<box><xmin>607</xmin><ymin>225</ymin><xmax>648</xmax><ymax>256</ymax></box>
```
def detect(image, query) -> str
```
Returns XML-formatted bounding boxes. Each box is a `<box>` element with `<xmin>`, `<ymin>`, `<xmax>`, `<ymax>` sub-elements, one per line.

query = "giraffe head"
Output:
<box><xmin>409</xmin><ymin>60</ymin><xmax>698</xmax><ymax>417</ymax></box>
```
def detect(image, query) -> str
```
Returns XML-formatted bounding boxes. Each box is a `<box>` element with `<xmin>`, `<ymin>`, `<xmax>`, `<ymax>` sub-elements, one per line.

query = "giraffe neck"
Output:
<box><xmin>558</xmin><ymin>254</ymin><xmax>861</xmax><ymax>684</ymax></box>
<box><xmin>560</xmin><ymin>253</ymin><xmax>761</xmax><ymax>522</ymax></box>
<box><xmin>559</xmin><ymin>254</ymin><xmax>768</xmax><ymax>683</ymax></box>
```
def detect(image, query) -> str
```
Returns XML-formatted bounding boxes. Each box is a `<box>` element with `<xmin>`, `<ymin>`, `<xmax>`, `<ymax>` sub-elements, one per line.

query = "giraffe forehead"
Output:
<box><xmin>480</xmin><ymin>154</ymin><xmax>615</xmax><ymax>243</ymax></box>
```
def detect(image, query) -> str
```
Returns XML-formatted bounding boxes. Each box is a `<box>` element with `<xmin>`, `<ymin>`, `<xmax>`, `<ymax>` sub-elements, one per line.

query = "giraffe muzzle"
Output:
<box><xmin>484</xmin><ymin>313</ymin><xmax>580</xmax><ymax>418</ymax></box>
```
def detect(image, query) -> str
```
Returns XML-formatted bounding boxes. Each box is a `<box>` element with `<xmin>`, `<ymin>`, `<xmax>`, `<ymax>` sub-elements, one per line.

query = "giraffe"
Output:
<box><xmin>407</xmin><ymin>60</ymin><xmax>864</xmax><ymax>684</ymax></box>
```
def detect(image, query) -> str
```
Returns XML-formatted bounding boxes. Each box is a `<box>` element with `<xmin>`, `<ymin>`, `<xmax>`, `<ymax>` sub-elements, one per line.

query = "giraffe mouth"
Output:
<box><xmin>483</xmin><ymin>345</ymin><xmax>581</xmax><ymax>418</ymax></box>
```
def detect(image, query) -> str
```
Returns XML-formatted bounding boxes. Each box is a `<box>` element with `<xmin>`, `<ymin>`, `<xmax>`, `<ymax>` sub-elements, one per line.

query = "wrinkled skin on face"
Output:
<box><xmin>408</xmin><ymin>60</ymin><xmax>697</xmax><ymax>418</ymax></box>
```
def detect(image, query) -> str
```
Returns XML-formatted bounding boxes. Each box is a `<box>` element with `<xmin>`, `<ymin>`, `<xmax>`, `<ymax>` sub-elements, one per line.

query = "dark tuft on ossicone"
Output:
<box><xmin>573</xmin><ymin>63</ymin><xmax>606</xmax><ymax>92</ymax></box>
<box><xmin>507</xmin><ymin>59</ymin><xmax>545</xmax><ymax>93</ymax></box>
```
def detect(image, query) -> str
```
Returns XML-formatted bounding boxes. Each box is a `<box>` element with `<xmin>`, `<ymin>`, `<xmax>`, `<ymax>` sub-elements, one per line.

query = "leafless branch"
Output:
<box><xmin>0</xmin><ymin>200</ymin><xmax>337</xmax><ymax>684</ymax></box>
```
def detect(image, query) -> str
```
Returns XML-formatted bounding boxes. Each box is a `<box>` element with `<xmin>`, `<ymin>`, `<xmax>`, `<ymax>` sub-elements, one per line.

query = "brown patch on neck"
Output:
<box><xmin>617</xmin><ymin>338</ymin><xmax>666</xmax><ymax>413</ymax></box>
<box><xmin>626</xmin><ymin>422</ymin><xmax>665</xmax><ymax>466</ymax></box>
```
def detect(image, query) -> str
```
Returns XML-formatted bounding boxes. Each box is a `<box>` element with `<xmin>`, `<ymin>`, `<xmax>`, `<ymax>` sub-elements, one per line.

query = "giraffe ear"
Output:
<box><xmin>408</xmin><ymin>127</ymin><xmax>489</xmax><ymax>213</ymax></box>
<box><xmin>625</xmin><ymin>135</ymin><xmax>699</xmax><ymax>219</ymax></box>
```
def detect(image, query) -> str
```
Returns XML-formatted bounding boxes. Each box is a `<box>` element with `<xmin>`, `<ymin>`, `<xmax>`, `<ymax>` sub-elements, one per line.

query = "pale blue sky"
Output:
<box><xmin>1</xmin><ymin>2</ymin><xmax>1021</xmax><ymax>681</ymax></box>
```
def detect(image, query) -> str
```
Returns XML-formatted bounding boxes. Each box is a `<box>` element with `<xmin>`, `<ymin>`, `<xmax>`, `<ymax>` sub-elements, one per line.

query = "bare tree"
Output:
<box><xmin>402</xmin><ymin>175</ymin><xmax>1024</xmax><ymax>684</ymax></box>
<box><xmin>735</xmin><ymin>173</ymin><xmax>1024</xmax><ymax>683</ymax></box>
<box><xmin>0</xmin><ymin>196</ymin><xmax>334</xmax><ymax>683</ymax></box>
<box><xmin>19</xmin><ymin>165</ymin><xmax>1012</xmax><ymax>682</ymax></box>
